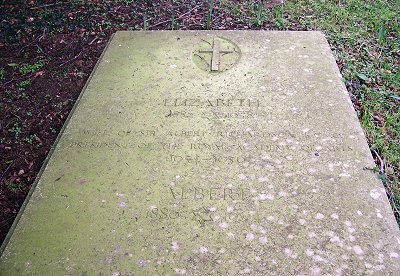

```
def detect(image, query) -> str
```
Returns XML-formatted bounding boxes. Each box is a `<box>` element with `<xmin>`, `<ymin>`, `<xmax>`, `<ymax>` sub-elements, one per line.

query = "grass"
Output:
<box><xmin>18</xmin><ymin>61</ymin><xmax>44</xmax><ymax>75</ymax></box>
<box><xmin>206</xmin><ymin>0</ymin><xmax>215</xmax><ymax>29</ymax></box>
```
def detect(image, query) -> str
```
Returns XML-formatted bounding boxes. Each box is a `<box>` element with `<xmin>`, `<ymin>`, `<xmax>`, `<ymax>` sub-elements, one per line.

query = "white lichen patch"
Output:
<box><xmin>353</xmin><ymin>245</ymin><xmax>364</xmax><ymax>255</ymax></box>
<box><xmin>137</xmin><ymin>259</ymin><xmax>148</xmax><ymax>267</ymax></box>
<box><xmin>278</xmin><ymin>191</ymin><xmax>288</xmax><ymax>197</ymax></box>
<box><xmin>308</xmin><ymin>232</ymin><xmax>317</xmax><ymax>239</ymax></box>
<box><xmin>259</xmin><ymin>236</ymin><xmax>268</xmax><ymax>244</ymax></box>
<box><xmin>238</xmin><ymin>173</ymin><xmax>247</xmax><ymax>180</ymax></box>
<box><xmin>331</xmin><ymin>213</ymin><xmax>339</xmax><ymax>220</ymax></box>
<box><xmin>169</xmin><ymin>64</ymin><xmax>177</xmax><ymax>69</ymax></box>
<box><xmin>315</xmin><ymin>213</ymin><xmax>325</xmax><ymax>220</ymax></box>
<box><xmin>306</xmin><ymin>249</ymin><xmax>314</xmax><ymax>256</ymax></box>
<box><xmin>389</xmin><ymin>252</ymin><xmax>399</xmax><ymax>258</ymax></box>
<box><xmin>259</xmin><ymin>193</ymin><xmax>274</xmax><ymax>200</ymax></box>
<box><xmin>348</xmin><ymin>235</ymin><xmax>356</xmax><ymax>242</ymax></box>
<box><xmin>313</xmin><ymin>255</ymin><xmax>326</xmax><ymax>263</ymax></box>
<box><xmin>330</xmin><ymin>235</ymin><xmax>344</xmax><ymax>247</ymax></box>
<box><xmin>240</xmin><ymin>268</ymin><xmax>252</xmax><ymax>274</ymax></box>
<box><xmin>370</xmin><ymin>189</ymin><xmax>381</xmax><ymax>200</ymax></box>
<box><xmin>219</xmin><ymin>222</ymin><xmax>229</xmax><ymax>229</ymax></box>
<box><xmin>347</xmin><ymin>227</ymin><xmax>356</xmax><ymax>234</ymax></box>
<box><xmin>339</xmin><ymin>172</ymin><xmax>351</xmax><ymax>177</ymax></box>
<box><xmin>257</xmin><ymin>177</ymin><xmax>268</xmax><ymax>183</ymax></box>
<box><xmin>246</xmin><ymin>233</ymin><xmax>255</xmax><ymax>241</ymax></box>
<box><xmin>227</xmin><ymin>232</ymin><xmax>235</xmax><ymax>239</ymax></box>
<box><xmin>284</xmin><ymin>248</ymin><xmax>297</xmax><ymax>259</ymax></box>
<box><xmin>299</xmin><ymin>219</ymin><xmax>306</xmax><ymax>225</ymax></box>
<box><xmin>175</xmin><ymin>268</ymin><xmax>186</xmax><ymax>275</ymax></box>
<box><xmin>199</xmin><ymin>246</ymin><xmax>208</xmax><ymax>254</ymax></box>
<box><xmin>310</xmin><ymin>266</ymin><xmax>321</xmax><ymax>275</ymax></box>
<box><xmin>171</xmin><ymin>241</ymin><xmax>179</xmax><ymax>251</ymax></box>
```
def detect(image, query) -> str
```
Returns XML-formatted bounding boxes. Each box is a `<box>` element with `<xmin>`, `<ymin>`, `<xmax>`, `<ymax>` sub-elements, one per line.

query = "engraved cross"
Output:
<box><xmin>199</xmin><ymin>38</ymin><xmax>233</xmax><ymax>71</ymax></box>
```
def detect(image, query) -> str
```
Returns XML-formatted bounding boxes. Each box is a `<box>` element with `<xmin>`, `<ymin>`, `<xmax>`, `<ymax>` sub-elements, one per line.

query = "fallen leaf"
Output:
<box><xmin>34</xmin><ymin>70</ymin><xmax>45</xmax><ymax>78</ymax></box>
<box><xmin>356</xmin><ymin>72</ymin><xmax>368</xmax><ymax>82</ymax></box>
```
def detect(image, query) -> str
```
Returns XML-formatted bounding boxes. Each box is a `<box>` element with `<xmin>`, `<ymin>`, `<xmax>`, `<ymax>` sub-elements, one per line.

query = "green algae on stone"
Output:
<box><xmin>1</xmin><ymin>31</ymin><xmax>400</xmax><ymax>275</ymax></box>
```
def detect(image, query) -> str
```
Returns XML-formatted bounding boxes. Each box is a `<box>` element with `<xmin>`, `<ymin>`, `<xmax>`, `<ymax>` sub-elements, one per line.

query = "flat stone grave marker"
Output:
<box><xmin>1</xmin><ymin>31</ymin><xmax>399</xmax><ymax>275</ymax></box>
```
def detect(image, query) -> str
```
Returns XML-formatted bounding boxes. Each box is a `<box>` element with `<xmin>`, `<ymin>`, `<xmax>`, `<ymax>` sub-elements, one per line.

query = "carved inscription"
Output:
<box><xmin>66</xmin><ymin>93</ymin><xmax>360</xmax><ymax>231</ymax></box>
<box><xmin>170</xmin><ymin>187</ymin><xmax>249</xmax><ymax>201</ymax></box>
<box><xmin>163</xmin><ymin>98</ymin><xmax>261</xmax><ymax>108</ymax></box>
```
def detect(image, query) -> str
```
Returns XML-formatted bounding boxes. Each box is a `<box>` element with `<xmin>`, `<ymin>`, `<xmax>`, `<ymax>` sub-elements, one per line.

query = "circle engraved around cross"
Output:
<box><xmin>192</xmin><ymin>36</ymin><xmax>241</xmax><ymax>73</ymax></box>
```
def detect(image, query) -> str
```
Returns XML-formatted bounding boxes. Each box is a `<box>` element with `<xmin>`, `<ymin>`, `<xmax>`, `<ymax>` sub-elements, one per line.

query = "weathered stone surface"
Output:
<box><xmin>1</xmin><ymin>31</ymin><xmax>399</xmax><ymax>275</ymax></box>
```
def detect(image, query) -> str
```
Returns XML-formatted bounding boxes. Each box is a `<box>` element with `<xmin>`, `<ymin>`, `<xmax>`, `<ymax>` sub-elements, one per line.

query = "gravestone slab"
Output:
<box><xmin>1</xmin><ymin>31</ymin><xmax>399</xmax><ymax>275</ymax></box>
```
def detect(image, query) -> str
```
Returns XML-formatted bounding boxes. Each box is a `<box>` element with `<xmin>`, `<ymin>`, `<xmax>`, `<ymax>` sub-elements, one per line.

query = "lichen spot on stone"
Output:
<box><xmin>389</xmin><ymin>252</ymin><xmax>399</xmax><ymax>259</ymax></box>
<box><xmin>306</xmin><ymin>249</ymin><xmax>314</xmax><ymax>256</ymax></box>
<box><xmin>310</xmin><ymin>266</ymin><xmax>321</xmax><ymax>275</ymax></box>
<box><xmin>259</xmin><ymin>236</ymin><xmax>268</xmax><ymax>244</ymax></box>
<box><xmin>171</xmin><ymin>241</ymin><xmax>179</xmax><ymax>251</ymax></box>
<box><xmin>353</xmin><ymin>245</ymin><xmax>364</xmax><ymax>255</ymax></box>
<box><xmin>315</xmin><ymin>213</ymin><xmax>325</xmax><ymax>220</ymax></box>
<box><xmin>175</xmin><ymin>268</ymin><xmax>186</xmax><ymax>275</ymax></box>
<box><xmin>284</xmin><ymin>248</ymin><xmax>297</xmax><ymax>259</ymax></box>
<box><xmin>259</xmin><ymin>193</ymin><xmax>274</xmax><ymax>200</ymax></box>
<box><xmin>258</xmin><ymin>177</ymin><xmax>268</xmax><ymax>183</ymax></box>
<box><xmin>219</xmin><ymin>222</ymin><xmax>229</xmax><ymax>229</ymax></box>
<box><xmin>370</xmin><ymin>189</ymin><xmax>381</xmax><ymax>200</ymax></box>
<box><xmin>240</xmin><ymin>268</ymin><xmax>252</xmax><ymax>274</ymax></box>
<box><xmin>246</xmin><ymin>233</ymin><xmax>255</xmax><ymax>241</ymax></box>
<box><xmin>339</xmin><ymin>172</ymin><xmax>351</xmax><ymax>177</ymax></box>
<box><xmin>199</xmin><ymin>246</ymin><xmax>208</xmax><ymax>254</ymax></box>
